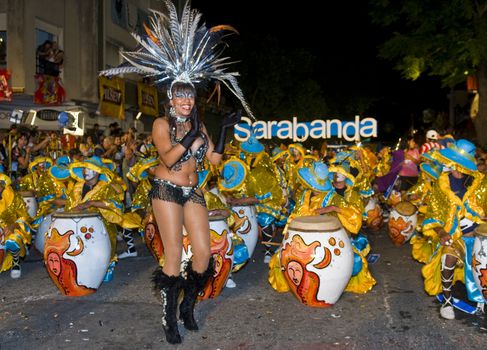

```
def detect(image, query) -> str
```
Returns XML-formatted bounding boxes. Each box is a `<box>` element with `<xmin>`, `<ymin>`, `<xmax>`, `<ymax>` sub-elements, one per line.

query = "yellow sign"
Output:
<box><xmin>137</xmin><ymin>82</ymin><xmax>159</xmax><ymax>117</ymax></box>
<box><xmin>99</xmin><ymin>76</ymin><xmax>125</xmax><ymax>120</ymax></box>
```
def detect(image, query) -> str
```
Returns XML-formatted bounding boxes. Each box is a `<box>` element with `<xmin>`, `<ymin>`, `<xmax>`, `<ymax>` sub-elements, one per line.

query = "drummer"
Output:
<box><xmin>421</xmin><ymin>139</ymin><xmax>487</xmax><ymax>319</ymax></box>
<box><xmin>406</xmin><ymin>155</ymin><xmax>443</xmax><ymax>264</ymax></box>
<box><xmin>0</xmin><ymin>173</ymin><xmax>32</xmax><ymax>278</ymax></box>
<box><xmin>63</xmin><ymin>156</ymin><xmax>122</xmax><ymax>282</ymax></box>
<box><xmin>314</xmin><ymin>163</ymin><xmax>376</xmax><ymax>294</ymax></box>
<box><xmin>18</xmin><ymin>156</ymin><xmax>53</xmax><ymax>193</ymax></box>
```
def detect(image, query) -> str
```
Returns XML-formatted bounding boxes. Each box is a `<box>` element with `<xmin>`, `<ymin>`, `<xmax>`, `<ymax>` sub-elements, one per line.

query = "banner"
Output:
<box><xmin>0</xmin><ymin>69</ymin><xmax>13</xmax><ymax>101</ymax></box>
<box><xmin>234</xmin><ymin>116</ymin><xmax>378</xmax><ymax>142</ymax></box>
<box><xmin>99</xmin><ymin>76</ymin><xmax>125</xmax><ymax>120</ymax></box>
<box><xmin>34</xmin><ymin>74</ymin><xmax>66</xmax><ymax>105</ymax></box>
<box><xmin>137</xmin><ymin>82</ymin><xmax>158</xmax><ymax>117</ymax></box>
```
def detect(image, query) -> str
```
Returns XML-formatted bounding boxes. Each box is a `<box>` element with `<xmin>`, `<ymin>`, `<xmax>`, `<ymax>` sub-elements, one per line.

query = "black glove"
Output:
<box><xmin>214</xmin><ymin>110</ymin><xmax>242</xmax><ymax>154</ymax></box>
<box><xmin>179</xmin><ymin>108</ymin><xmax>200</xmax><ymax>149</ymax></box>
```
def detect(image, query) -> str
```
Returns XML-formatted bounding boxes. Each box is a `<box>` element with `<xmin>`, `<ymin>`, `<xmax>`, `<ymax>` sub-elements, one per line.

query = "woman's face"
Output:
<box><xmin>87</xmin><ymin>136</ymin><xmax>93</xmax><ymax>144</ymax></box>
<box><xmin>47</xmin><ymin>252</ymin><xmax>61</xmax><ymax>276</ymax></box>
<box><xmin>170</xmin><ymin>91</ymin><xmax>195</xmax><ymax>117</ymax></box>
<box><xmin>408</xmin><ymin>139</ymin><xmax>416</xmax><ymax>149</ymax></box>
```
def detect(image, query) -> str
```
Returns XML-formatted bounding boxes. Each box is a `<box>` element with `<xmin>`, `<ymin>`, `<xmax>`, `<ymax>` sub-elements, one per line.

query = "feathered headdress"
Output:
<box><xmin>100</xmin><ymin>0</ymin><xmax>253</xmax><ymax>119</ymax></box>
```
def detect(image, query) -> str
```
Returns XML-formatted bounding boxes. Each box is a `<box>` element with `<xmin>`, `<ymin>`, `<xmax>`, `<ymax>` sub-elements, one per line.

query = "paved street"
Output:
<box><xmin>1</xmin><ymin>227</ymin><xmax>486</xmax><ymax>350</ymax></box>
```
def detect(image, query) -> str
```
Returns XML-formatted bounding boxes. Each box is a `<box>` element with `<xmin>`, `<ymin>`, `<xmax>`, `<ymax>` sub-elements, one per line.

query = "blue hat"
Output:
<box><xmin>197</xmin><ymin>169</ymin><xmax>210</xmax><ymax>188</ymax></box>
<box><xmin>328</xmin><ymin>164</ymin><xmax>355</xmax><ymax>187</ymax></box>
<box><xmin>240</xmin><ymin>133</ymin><xmax>264</xmax><ymax>154</ymax></box>
<box><xmin>435</xmin><ymin>139</ymin><xmax>477</xmax><ymax>175</ymax></box>
<box><xmin>69</xmin><ymin>156</ymin><xmax>111</xmax><ymax>182</ymax></box>
<box><xmin>420</xmin><ymin>161</ymin><xmax>442</xmax><ymax>180</ymax></box>
<box><xmin>271</xmin><ymin>147</ymin><xmax>289</xmax><ymax>162</ymax></box>
<box><xmin>332</xmin><ymin>151</ymin><xmax>355</xmax><ymax>165</ymax></box>
<box><xmin>219</xmin><ymin>158</ymin><xmax>247</xmax><ymax>191</ymax></box>
<box><xmin>297</xmin><ymin>161</ymin><xmax>332</xmax><ymax>192</ymax></box>
<box><xmin>49</xmin><ymin>156</ymin><xmax>72</xmax><ymax>181</ymax></box>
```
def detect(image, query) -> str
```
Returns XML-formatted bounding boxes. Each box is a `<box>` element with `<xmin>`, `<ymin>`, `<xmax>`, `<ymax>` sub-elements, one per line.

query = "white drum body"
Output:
<box><xmin>230</xmin><ymin>205</ymin><xmax>259</xmax><ymax>258</ymax></box>
<box><xmin>181</xmin><ymin>215</ymin><xmax>234</xmax><ymax>299</ymax></box>
<box><xmin>44</xmin><ymin>211</ymin><xmax>110</xmax><ymax>296</ymax></box>
<box><xmin>20</xmin><ymin>191</ymin><xmax>38</xmax><ymax>218</ymax></box>
<box><xmin>472</xmin><ymin>225</ymin><xmax>487</xmax><ymax>302</ymax></box>
<box><xmin>35</xmin><ymin>208</ymin><xmax>64</xmax><ymax>254</ymax></box>
<box><xmin>280</xmin><ymin>215</ymin><xmax>353</xmax><ymax>307</ymax></box>
<box><xmin>388</xmin><ymin>201</ymin><xmax>418</xmax><ymax>246</ymax></box>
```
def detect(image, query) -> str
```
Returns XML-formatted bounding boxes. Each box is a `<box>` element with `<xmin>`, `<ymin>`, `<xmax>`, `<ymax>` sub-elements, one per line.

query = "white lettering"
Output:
<box><xmin>234</xmin><ymin>116</ymin><xmax>252</xmax><ymax>142</ymax></box>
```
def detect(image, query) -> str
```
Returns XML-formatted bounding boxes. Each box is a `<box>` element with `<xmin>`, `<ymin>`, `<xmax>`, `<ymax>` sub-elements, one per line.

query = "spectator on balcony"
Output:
<box><xmin>36</xmin><ymin>40</ymin><xmax>52</xmax><ymax>75</ymax></box>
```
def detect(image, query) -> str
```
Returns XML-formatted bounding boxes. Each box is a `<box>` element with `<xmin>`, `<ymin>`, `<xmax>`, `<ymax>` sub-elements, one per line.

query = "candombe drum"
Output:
<box><xmin>44</xmin><ymin>211</ymin><xmax>111</xmax><ymax>296</ymax></box>
<box><xmin>364</xmin><ymin>196</ymin><xmax>382</xmax><ymax>230</ymax></box>
<box><xmin>230</xmin><ymin>205</ymin><xmax>258</xmax><ymax>258</ymax></box>
<box><xmin>472</xmin><ymin>224</ymin><xmax>487</xmax><ymax>302</ymax></box>
<box><xmin>19</xmin><ymin>191</ymin><xmax>38</xmax><ymax>218</ymax></box>
<box><xmin>181</xmin><ymin>213</ymin><xmax>234</xmax><ymax>299</ymax></box>
<box><xmin>280</xmin><ymin>215</ymin><xmax>353</xmax><ymax>307</ymax></box>
<box><xmin>143</xmin><ymin>212</ymin><xmax>164</xmax><ymax>266</ymax></box>
<box><xmin>388</xmin><ymin>201</ymin><xmax>418</xmax><ymax>246</ymax></box>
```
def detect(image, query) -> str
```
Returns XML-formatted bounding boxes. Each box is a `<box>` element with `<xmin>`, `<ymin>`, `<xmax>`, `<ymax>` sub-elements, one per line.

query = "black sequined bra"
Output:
<box><xmin>168</xmin><ymin>116</ymin><xmax>209</xmax><ymax>171</ymax></box>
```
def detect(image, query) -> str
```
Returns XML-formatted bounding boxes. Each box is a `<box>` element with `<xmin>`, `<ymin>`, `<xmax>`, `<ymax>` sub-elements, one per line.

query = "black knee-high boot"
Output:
<box><xmin>180</xmin><ymin>258</ymin><xmax>214</xmax><ymax>331</ymax></box>
<box><xmin>152</xmin><ymin>268</ymin><xmax>182</xmax><ymax>344</ymax></box>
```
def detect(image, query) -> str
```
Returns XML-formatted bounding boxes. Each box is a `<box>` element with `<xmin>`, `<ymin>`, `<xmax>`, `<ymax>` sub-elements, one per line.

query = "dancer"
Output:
<box><xmin>100</xmin><ymin>0</ymin><xmax>251</xmax><ymax>344</ymax></box>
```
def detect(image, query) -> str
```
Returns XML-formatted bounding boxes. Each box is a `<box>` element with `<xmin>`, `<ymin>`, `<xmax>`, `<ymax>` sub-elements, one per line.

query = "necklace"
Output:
<box><xmin>169</xmin><ymin>107</ymin><xmax>189</xmax><ymax>124</ymax></box>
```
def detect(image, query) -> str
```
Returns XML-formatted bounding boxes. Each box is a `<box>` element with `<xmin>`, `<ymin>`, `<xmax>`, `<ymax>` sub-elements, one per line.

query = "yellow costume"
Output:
<box><xmin>0</xmin><ymin>174</ymin><xmax>31</xmax><ymax>274</ymax></box>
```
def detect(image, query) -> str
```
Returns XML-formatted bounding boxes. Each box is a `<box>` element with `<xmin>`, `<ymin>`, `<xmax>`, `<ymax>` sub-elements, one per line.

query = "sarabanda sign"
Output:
<box><xmin>234</xmin><ymin>115</ymin><xmax>378</xmax><ymax>142</ymax></box>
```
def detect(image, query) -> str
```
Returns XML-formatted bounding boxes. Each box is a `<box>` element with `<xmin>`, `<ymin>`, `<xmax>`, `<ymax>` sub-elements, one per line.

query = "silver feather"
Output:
<box><xmin>99</xmin><ymin>0</ymin><xmax>253</xmax><ymax>119</ymax></box>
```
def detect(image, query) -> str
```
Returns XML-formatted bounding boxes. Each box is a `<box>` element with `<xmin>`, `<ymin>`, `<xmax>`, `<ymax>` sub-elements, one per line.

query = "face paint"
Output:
<box><xmin>173</xmin><ymin>91</ymin><xmax>195</xmax><ymax>99</ymax></box>
<box><xmin>84</xmin><ymin>168</ymin><xmax>97</xmax><ymax>181</ymax></box>
<box><xmin>336</xmin><ymin>173</ymin><xmax>346</xmax><ymax>182</ymax></box>
<box><xmin>442</xmin><ymin>166</ymin><xmax>451</xmax><ymax>172</ymax></box>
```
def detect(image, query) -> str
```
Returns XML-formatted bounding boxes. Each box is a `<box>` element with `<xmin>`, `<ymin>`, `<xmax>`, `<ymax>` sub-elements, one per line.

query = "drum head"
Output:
<box><xmin>289</xmin><ymin>215</ymin><xmax>341</xmax><ymax>231</ymax></box>
<box><xmin>52</xmin><ymin>210</ymin><xmax>101</xmax><ymax>219</ymax></box>
<box><xmin>209</xmin><ymin>213</ymin><xmax>229</xmax><ymax>221</ymax></box>
<box><xmin>19</xmin><ymin>191</ymin><xmax>35</xmax><ymax>197</ymax></box>
<box><xmin>394</xmin><ymin>201</ymin><xmax>417</xmax><ymax>216</ymax></box>
<box><xmin>475</xmin><ymin>223</ymin><xmax>487</xmax><ymax>237</ymax></box>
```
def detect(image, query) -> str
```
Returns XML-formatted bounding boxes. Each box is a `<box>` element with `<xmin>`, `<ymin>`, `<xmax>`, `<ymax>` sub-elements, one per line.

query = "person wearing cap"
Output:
<box><xmin>0</xmin><ymin>173</ymin><xmax>32</xmax><ymax>278</ymax></box>
<box><xmin>64</xmin><ymin>156</ymin><xmax>123</xmax><ymax>282</ymax></box>
<box><xmin>406</xmin><ymin>154</ymin><xmax>443</xmax><ymax>264</ymax></box>
<box><xmin>421</xmin><ymin>139</ymin><xmax>487</xmax><ymax>319</ymax></box>
<box><xmin>18</xmin><ymin>156</ymin><xmax>53</xmax><ymax>193</ymax></box>
<box><xmin>420</xmin><ymin>130</ymin><xmax>443</xmax><ymax>154</ymax></box>
<box><xmin>316</xmin><ymin>164</ymin><xmax>376</xmax><ymax>294</ymax></box>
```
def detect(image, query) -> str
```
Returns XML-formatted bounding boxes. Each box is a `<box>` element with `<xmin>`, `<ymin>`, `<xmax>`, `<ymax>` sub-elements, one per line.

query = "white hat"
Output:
<box><xmin>426</xmin><ymin>130</ymin><xmax>439</xmax><ymax>140</ymax></box>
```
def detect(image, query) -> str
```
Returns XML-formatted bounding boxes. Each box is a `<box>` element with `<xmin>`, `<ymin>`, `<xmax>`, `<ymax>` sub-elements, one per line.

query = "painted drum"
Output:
<box><xmin>364</xmin><ymin>196</ymin><xmax>382</xmax><ymax>230</ymax></box>
<box><xmin>143</xmin><ymin>213</ymin><xmax>164</xmax><ymax>266</ymax></box>
<box><xmin>280</xmin><ymin>215</ymin><xmax>353</xmax><ymax>307</ymax></box>
<box><xmin>230</xmin><ymin>205</ymin><xmax>259</xmax><ymax>258</ymax></box>
<box><xmin>44</xmin><ymin>211</ymin><xmax>110</xmax><ymax>296</ymax></box>
<box><xmin>181</xmin><ymin>214</ymin><xmax>234</xmax><ymax>299</ymax></box>
<box><xmin>388</xmin><ymin>201</ymin><xmax>418</xmax><ymax>246</ymax></box>
<box><xmin>472</xmin><ymin>224</ymin><xmax>487</xmax><ymax>302</ymax></box>
<box><xmin>19</xmin><ymin>191</ymin><xmax>38</xmax><ymax>218</ymax></box>
<box><xmin>35</xmin><ymin>209</ymin><xmax>64</xmax><ymax>254</ymax></box>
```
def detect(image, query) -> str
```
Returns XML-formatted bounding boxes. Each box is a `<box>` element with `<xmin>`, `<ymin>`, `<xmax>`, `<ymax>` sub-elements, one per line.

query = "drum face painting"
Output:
<box><xmin>388</xmin><ymin>201</ymin><xmax>418</xmax><ymax>246</ymax></box>
<box><xmin>365</xmin><ymin>197</ymin><xmax>382</xmax><ymax>230</ymax></box>
<box><xmin>44</xmin><ymin>211</ymin><xmax>111</xmax><ymax>296</ymax></box>
<box><xmin>280</xmin><ymin>215</ymin><xmax>353</xmax><ymax>307</ymax></box>
<box><xmin>181</xmin><ymin>215</ymin><xmax>234</xmax><ymax>300</ymax></box>
<box><xmin>19</xmin><ymin>191</ymin><xmax>37</xmax><ymax>218</ymax></box>
<box><xmin>472</xmin><ymin>224</ymin><xmax>487</xmax><ymax>302</ymax></box>
<box><xmin>230</xmin><ymin>205</ymin><xmax>258</xmax><ymax>258</ymax></box>
<box><xmin>143</xmin><ymin>216</ymin><xmax>164</xmax><ymax>265</ymax></box>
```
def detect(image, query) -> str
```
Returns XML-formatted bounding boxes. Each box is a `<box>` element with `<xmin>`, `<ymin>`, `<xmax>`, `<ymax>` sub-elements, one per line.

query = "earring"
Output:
<box><xmin>170</xmin><ymin>106</ymin><xmax>176</xmax><ymax>117</ymax></box>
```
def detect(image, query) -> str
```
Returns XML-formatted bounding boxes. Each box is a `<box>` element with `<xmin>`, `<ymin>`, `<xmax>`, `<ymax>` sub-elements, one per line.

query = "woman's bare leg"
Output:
<box><xmin>152</xmin><ymin>199</ymin><xmax>184</xmax><ymax>276</ymax></box>
<box><xmin>183</xmin><ymin>199</ymin><xmax>211</xmax><ymax>273</ymax></box>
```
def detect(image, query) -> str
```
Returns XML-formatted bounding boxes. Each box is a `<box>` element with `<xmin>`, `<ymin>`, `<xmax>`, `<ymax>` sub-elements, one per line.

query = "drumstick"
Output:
<box><xmin>261</xmin><ymin>241</ymin><xmax>281</xmax><ymax>247</ymax></box>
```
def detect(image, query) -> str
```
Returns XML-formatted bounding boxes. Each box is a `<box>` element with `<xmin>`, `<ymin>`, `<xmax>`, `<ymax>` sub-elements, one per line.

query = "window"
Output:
<box><xmin>0</xmin><ymin>31</ymin><xmax>6</xmax><ymax>69</ymax></box>
<box><xmin>34</xmin><ymin>19</ymin><xmax>63</xmax><ymax>77</ymax></box>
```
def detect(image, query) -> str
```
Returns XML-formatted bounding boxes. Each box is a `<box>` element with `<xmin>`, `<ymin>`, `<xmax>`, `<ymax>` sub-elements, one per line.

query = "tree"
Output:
<box><xmin>369</xmin><ymin>0</ymin><xmax>487</xmax><ymax>147</ymax></box>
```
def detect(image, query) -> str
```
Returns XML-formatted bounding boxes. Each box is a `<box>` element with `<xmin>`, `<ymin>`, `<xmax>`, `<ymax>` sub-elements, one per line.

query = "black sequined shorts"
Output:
<box><xmin>149</xmin><ymin>178</ymin><xmax>206</xmax><ymax>207</ymax></box>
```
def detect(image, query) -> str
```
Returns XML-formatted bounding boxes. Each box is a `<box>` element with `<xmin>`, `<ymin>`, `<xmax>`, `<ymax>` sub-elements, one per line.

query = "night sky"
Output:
<box><xmin>190</xmin><ymin>0</ymin><xmax>450</xmax><ymax>139</ymax></box>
